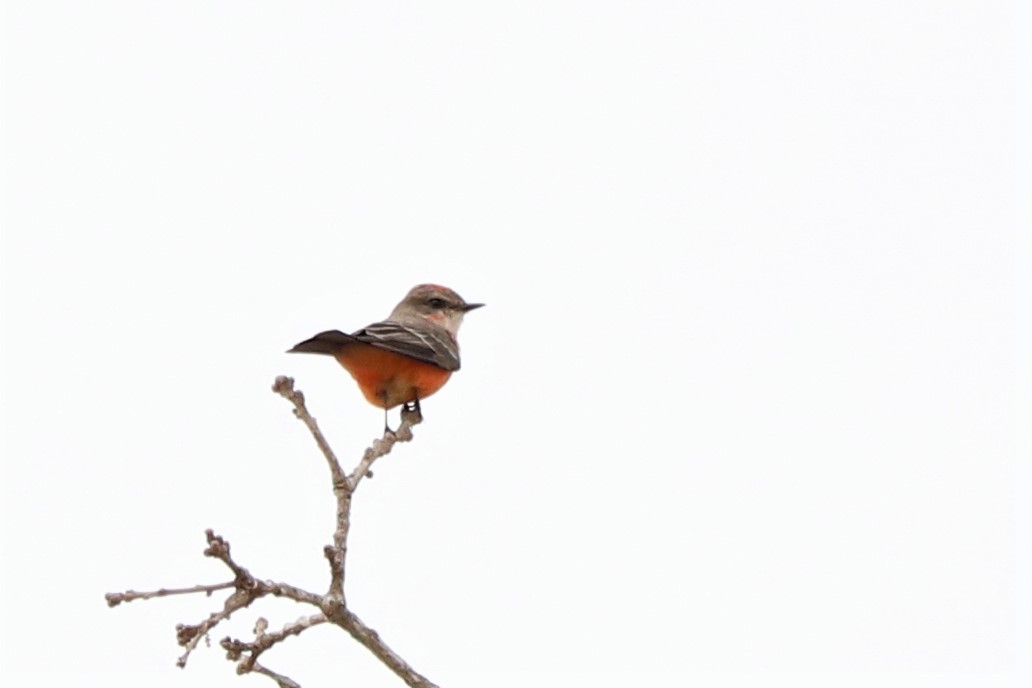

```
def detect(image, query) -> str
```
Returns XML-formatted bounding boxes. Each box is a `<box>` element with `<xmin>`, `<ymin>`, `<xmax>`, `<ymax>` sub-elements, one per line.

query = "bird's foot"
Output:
<box><xmin>400</xmin><ymin>400</ymin><xmax>423</xmax><ymax>425</ymax></box>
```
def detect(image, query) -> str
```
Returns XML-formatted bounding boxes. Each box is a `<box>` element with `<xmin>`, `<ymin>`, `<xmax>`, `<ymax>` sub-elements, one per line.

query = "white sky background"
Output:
<box><xmin>1</xmin><ymin>1</ymin><xmax>1030</xmax><ymax>687</ymax></box>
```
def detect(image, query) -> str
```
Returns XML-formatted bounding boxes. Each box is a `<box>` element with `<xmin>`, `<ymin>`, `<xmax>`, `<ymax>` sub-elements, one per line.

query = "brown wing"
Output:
<box><xmin>353</xmin><ymin>322</ymin><xmax>461</xmax><ymax>371</ymax></box>
<box><xmin>288</xmin><ymin>323</ymin><xmax>461</xmax><ymax>371</ymax></box>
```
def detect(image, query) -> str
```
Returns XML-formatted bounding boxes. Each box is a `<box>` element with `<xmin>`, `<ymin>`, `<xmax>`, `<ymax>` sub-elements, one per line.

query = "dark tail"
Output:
<box><xmin>287</xmin><ymin>330</ymin><xmax>357</xmax><ymax>355</ymax></box>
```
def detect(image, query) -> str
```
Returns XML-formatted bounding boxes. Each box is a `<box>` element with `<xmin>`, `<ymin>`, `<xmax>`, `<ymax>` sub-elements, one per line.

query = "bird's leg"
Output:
<box><xmin>380</xmin><ymin>392</ymin><xmax>395</xmax><ymax>436</ymax></box>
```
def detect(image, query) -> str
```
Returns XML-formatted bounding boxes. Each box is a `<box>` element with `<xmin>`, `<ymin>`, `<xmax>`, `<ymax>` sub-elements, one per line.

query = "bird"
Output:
<box><xmin>288</xmin><ymin>284</ymin><xmax>483</xmax><ymax>433</ymax></box>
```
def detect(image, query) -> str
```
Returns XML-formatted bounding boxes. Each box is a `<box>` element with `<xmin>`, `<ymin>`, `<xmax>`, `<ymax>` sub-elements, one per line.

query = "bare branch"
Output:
<box><xmin>203</xmin><ymin>529</ymin><xmax>324</xmax><ymax>606</ymax></box>
<box><xmin>336</xmin><ymin>608</ymin><xmax>439</xmax><ymax>688</ymax></box>
<box><xmin>272</xmin><ymin>376</ymin><xmax>346</xmax><ymax>485</ymax></box>
<box><xmin>109</xmin><ymin>377</ymin><xmax>440</xmax><ymax>687</ymax></box>
<box><xmin>348</xmin><ymin>404</ymin><xmax>422</xmax><ymax>491</ymax></box>
<box><xmin>169</xmin><ymin>531</ymin><xmax>324</xmax><ymax>668</ymax></box>
<box><xmin>275</xmin><ymin>375</ymin><xmax>423</xmax><ymax>603</ymax></box>
<box><xmin>105</xmin><ymin>582</ymin><xmax>234</xmax><ymax>607</ymax></box>
<box><xmin>252</xmin><ymin>662</ymin><xmax>302</xmax><ymax>688</ymax></box>
<box><xmin>176</xmin><ymin>605</ymin><xmax>237</xmax><ymax>668</ymax></box>
<box><xmin>222</xmin><ymin>613</ymin><xmax>327</xmax><ymax>686</ymax></box>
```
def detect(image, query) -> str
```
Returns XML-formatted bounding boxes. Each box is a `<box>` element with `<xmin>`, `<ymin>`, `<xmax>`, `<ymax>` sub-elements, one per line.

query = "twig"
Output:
<box><xmin>176</xmin><ymin>606</ymin><xmax>237</xmax><ymax>668</ymax></box>
<box><xmin>337</xmin><ymin>608</ymin><xmax>440</xmax><ymax>688</ymax></box>
<box><xmin>222</xmin><ymin>613</ymin><xmax>327</xmax><ymax>683</ymax></box>
<box><xmin>348</xmin><ymin>404</ymin><xmax>422</xmax><ymax>491</ymax></box>
<box><xmin>171</xmin><ymin>531</ymin><xmax>321</xmax><ymax>668</ymax></box>
<box><xmin>272</xmin><ymin>375</ymin><xmax>346</xmax><ymax>485</ymax></box>
<box><xmin>252</xmin><ymin>662</ymin><xmax>302</xmax><ymax>688</ymax></box>
<box><xmin>273</xmin><ymin>376</ymin><xmax>422</xmax><ymax>601</ymax></box>
<box><xmin>105</xmin><ymin>582</ymin><xmax>234</xmax><ymax>607</ymax></box>
<box><xmin>108</xmin><ymin>376</ymin><xmax>438</xmax><ymax>688</ymax></box>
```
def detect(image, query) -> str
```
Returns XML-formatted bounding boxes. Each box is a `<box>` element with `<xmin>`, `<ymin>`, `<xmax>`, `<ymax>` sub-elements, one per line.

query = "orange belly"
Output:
<box><xmin>334</xmin><ymin>344</ymin><xmax>452</xmax><ymax>409</ymax></box>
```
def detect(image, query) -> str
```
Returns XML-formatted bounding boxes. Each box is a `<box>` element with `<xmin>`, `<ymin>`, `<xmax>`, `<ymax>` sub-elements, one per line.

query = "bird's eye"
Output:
<box><xmin>427</xmin><ymin>297</ymin><xmax>446</xmax><ymax>308</ymax></box>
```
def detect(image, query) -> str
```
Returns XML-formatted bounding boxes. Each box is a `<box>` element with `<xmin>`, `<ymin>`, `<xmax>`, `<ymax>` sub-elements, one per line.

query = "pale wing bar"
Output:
<box><xmin>354</xmin><ymin>322</ymin><xmax>461</xmax><ymax>371</ymax></box>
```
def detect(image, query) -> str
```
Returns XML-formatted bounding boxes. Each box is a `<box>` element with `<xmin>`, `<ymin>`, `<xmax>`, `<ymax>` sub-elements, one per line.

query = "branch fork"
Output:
<box><xmin>106</xmin><ymin>376</ymin><xmax>437</xmax><ymax>688</ymax></box>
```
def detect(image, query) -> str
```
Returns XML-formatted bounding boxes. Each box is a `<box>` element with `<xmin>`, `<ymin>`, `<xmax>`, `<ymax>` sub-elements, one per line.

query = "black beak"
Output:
<box><xmin>461</xmin><ymin>302</ymin><xmax>485</xmax><ymax>312</ymax></box>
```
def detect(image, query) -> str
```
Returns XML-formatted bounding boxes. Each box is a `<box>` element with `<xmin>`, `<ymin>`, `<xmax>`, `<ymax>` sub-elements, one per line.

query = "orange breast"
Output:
<box><xmin>334</xmin><ymin>344</ymin><xmax>452</xmax><ymax>409</ymax></box>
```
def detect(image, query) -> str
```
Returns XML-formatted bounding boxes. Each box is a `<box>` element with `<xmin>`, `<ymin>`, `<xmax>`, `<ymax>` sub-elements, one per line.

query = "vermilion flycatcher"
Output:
<box><xmin>288</xmin><ymin>284</ymin><xmax>483</xmax><ymax>431</ymax></box>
